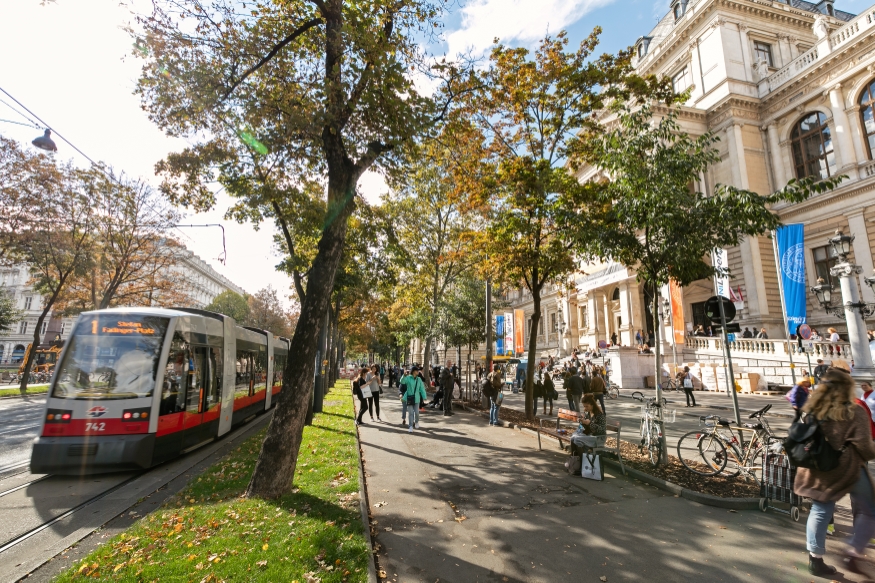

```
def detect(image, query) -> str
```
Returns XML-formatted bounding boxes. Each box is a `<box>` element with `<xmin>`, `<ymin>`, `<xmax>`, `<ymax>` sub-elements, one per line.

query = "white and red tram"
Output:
<box><xmin>31</xmin><ymin>307</ymin><xmax>289</xmax><ymax>474</ymax></box>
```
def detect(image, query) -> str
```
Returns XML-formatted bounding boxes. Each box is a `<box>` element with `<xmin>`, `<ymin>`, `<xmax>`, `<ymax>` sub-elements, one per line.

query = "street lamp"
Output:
<box><xmin>32</xmin><ymin>129</ymin><xmax>57</xmax><ymax>152</ymax></box>
<box><xmin>809</xmin><ymin>230</ymin><xmax>875</xmax><ymax>383</ymax></box>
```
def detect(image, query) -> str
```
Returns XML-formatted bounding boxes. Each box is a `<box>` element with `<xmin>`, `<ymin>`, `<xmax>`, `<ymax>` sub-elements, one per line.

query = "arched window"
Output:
<box><xmin>859</xmin><ymin>79</ymin><xmax>875</xmax><ymax>159</ymax></box>
<box><xmin>790</xmin><ymin>112</ymin><xmax>835</xmax><ymax>181</ymax></box>
<box><xmin>611</xmin><ymin>287</ymin><xmax>620</xmax><ymax>301</ymax></box>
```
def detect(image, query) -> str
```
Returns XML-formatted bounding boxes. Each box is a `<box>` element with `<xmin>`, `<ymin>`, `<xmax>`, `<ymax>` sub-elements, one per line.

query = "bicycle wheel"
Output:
<box><xmin>677</xmin><ymin>430</ymin><xmax>727</xmax><ymax>476</ymax></box>
<box><xmin>607</xmin><ymin>386</ymin><xmax>619</xmax><ymax>399</ymax></box>
<box><xmin>726</xmin><ymin>444</ymin><xmax>763</xmax><ymax>483</ymax></box>
<box><xmin>647</xmin><ymin>423</ymin><xmax>662</xmax><ymax>466</ymax></box>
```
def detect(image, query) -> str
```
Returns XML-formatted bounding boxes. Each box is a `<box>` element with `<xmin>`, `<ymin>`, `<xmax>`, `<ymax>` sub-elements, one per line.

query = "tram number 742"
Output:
<box><xmin>85</xmin><ymin>422</ymin><xmax>106</xmax><ymax>432</ymax></box>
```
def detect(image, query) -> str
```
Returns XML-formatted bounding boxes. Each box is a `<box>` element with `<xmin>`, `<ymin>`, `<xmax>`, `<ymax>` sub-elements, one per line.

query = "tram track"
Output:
<box><xmin>0</xmin><ymin>472</ymin><xmax>144</xmax><ymax>555</ymax></box>
<box><xmin>0</xmin><ymin>474</ymin><xmax>50</xmax><ymax>499</ymax></box>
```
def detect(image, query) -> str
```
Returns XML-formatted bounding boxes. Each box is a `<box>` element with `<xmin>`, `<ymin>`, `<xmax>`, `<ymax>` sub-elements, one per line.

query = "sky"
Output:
<box><xmin>0</xmin><ymin>0</ymin><xmax>868</xmax><ymax>305</ymax></box>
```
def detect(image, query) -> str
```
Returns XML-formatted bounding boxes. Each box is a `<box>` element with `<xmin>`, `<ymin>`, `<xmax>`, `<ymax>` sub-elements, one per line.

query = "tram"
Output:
<box><xmin>30</xmin><ymin>307</ymin><xmax>290</xmax><ymax>475</ymax></box>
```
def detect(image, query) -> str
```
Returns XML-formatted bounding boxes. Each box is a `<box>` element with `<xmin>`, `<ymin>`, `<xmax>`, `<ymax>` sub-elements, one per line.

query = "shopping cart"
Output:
<box><xmin>759</xmin><ymin>444</ymin><xmax>804</xmax><ymax>522</ymax></box>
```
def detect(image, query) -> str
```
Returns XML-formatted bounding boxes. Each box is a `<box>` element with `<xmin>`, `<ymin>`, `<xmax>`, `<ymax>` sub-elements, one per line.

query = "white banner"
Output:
<box><xmin>712</xmin><ymin>248</ymin><xmax>731</xmax><ymax>299</ymax></box>
<box><xmin>576</xmin><ymin>263</ymin><xmax>630</xmax><ymax>294</ymax></box>
<box><xmin>504</xmin><ymin>312</ymin><xmax>514</xmax><ymax>356</ymax></box>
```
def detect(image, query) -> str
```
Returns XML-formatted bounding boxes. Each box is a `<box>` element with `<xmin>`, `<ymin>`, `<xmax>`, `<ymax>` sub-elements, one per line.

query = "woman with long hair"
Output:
<box><xmin>794</xmin><ymin>369</ymin><xmax>875</xmax><ymax>576</ymax></box>
<box><xmin>367</xmin><ymin>364</ymin><xmax>382</xmax><ymax>422</ymax></box>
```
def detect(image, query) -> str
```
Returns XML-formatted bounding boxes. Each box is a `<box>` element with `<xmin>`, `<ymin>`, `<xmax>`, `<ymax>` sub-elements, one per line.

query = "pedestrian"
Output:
<box><xmin>794</xmin><ymin>369</ymin><xmax>875</xmax><ymax>576</ymax></box>
<box><xmin>485</xmin><ymin>365</ymin><xmax>503</xmax><ymax>426</ymax></box>
<box><xmin>399</xmin><ymin>368</ymin><xmax>411</xmax><ymax>425</ymax></box>
<box><xmin>400</xmin><ymin>366</ymin><xmax>427</xmax><ymax>432</ymax></box>
<box><xmin>828</xmin><ymin>327</ymin><xmax>841</xmax><ymax>343</ymax></box>
<box><xmin>564</xmin><ymin>367</ymin><xmax>585</xmax><ymax>412</ymax></box>
<box><xmin>680</xmin><ymin>366</ymin><xmax>696</xmax><ymax>407</ymax></box>
<box><xmin>570</xmin><ymin>394</ymin><xmax>607</xmax><ymax>456</ymax></box>
<box><xmin>814</xmin><ymin>359</ymin><xmax>829</xmax><ymax>384</ymax></box>
<box><xmin>694</xmin><ymin>325</ymin><xmax>706</xmax><ymax>337</ymax></box>
<box><xmin>635</xmin><ymin>330</ymin><xmax>642</xmax><ymax>345</ymax></box>
<box><xmin>353</xmin><ymin>367</ymin><xmax>370</xmax><ymax>426</ymax></box>
<box><xmin>366</xmin><ymin>364</ymin><xmax>382</xmax><ymax>422</ymax></box>
<box><xmin>757</xmin><ymin>327</ymin><xmax>769</xmax><ymax>339</ymax></box>
<box><xmin>590</xmin><ymin>370</ymin><xmax>606</xmax><ymax>415</ymax></box>
<box><xmin>533</xmin><ymin>374</ymin><xmax>545</xmax><ymax>415</ymax></box>
<box><xmin>379</xmin><ymin>362</ymin><xmax>385</xmax><ymax>385</ymax></box>
<box><xmin>440</xmin><ymin>360</ymin><xmax>455</xmax><ymax>416</ymax></box>
<box><xmin>543</xmin><ymin>372</ymin><xmax>555</xmax><ymax>415</ymax></box>
<box><xmin>742</xmin><ymin>327</ymin><xmax>753</xmax><ymax>338</ymax></box>
<box><xmin>786</xmin><ymin>377</ymin><xmax>811</xmax><ymax>422</ymax></box>
<box><xmin>610</xmin><ymin>332</ymin><xmax>618</xmax><ymax>346</ymax></box>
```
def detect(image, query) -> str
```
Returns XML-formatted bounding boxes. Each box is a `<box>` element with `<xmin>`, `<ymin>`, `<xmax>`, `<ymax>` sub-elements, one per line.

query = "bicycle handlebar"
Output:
<box><xmin>748</xmin><ymin>403</ymin><xmax>772</xmax><ymax>419</ymax></box>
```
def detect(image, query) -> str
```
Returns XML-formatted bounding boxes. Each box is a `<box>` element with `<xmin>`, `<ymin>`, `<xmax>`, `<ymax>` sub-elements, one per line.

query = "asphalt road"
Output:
<box><xmin>0</xmin><ymin>395</ymin><xmax>44</xmax><ymax>473</ymax></box>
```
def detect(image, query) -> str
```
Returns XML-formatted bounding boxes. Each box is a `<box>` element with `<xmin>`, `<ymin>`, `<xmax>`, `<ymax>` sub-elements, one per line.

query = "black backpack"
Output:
<box><xmin>784</xmin><ymin>414</ymin><xmax>845</xmax><ymax>472</ymax></box>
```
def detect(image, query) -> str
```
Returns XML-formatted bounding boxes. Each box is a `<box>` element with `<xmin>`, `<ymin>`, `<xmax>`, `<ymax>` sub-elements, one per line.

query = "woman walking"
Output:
<box><xmin>366</xmin><ymin>364</ymin><xmax>382</xmax><ymax>422</ymax></box>
<box><xmin>794</xmin><ymin>369</ymin><xmax>875</xmax><ymax>576</ymax></box>
<box><xmin>353</xmin><ymin>368</ymin><xmax>371</xmax><ymax>426</ymax></box>
<box><xmin>680</xmin><ymin>366</ymin><xmax>696</xmax><ymax>407</ymax></box>
<box><xmin>401</xmin><ymin>366</ymin><xmax>427</xmax><ymax>432</ymax></box>
<box><xmin>543</xmin><ymin>372</ymin><xmax>554</xmax><ymax>415</ymax></box>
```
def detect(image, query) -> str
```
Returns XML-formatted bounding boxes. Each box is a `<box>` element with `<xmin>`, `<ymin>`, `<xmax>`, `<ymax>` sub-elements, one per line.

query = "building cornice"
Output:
<box><xmin>776</xmin><ymin>175</ymin><xmax>875</xmax><ymax>219</ymax></box>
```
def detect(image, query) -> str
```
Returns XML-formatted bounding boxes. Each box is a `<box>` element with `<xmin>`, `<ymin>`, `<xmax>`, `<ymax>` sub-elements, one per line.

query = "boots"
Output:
<box><xmin>808</xmin><ymin>555</ymin><xmax>837</xmax><ymax>577</ymax></box>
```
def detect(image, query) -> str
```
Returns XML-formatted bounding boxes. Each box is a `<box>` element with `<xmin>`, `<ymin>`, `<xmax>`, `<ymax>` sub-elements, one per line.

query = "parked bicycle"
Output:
<box><xmin>676</xmin><ymin>404</ymin><xmax>776</xmax><ymax>483</ymax></box>
<box><xmin>660</xmin><ymin>377</ymin><xmax>681</xmax><ymax>392</ymax></box>
<box><xmin>632</xmin><ymin>392</ymin><xmax>665</xmax><ymax>466</ymax></box>
<box><xmin>606</xmin><ymin>382</ymin><xmax>620</xmax><ymax>400</ymax></box>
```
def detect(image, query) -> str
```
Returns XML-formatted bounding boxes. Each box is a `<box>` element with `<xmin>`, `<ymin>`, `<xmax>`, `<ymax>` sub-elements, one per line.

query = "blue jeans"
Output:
<box><xmin>490</xmin><ymin>397</ymin><xmax>499</xmax><ymax>425</ymax></box>
<box><xmin>807</xmin><ymin>468</ymin><xmax>875</xmax><ymax>555</ymax></box>
<box><xmin>408</xmin><ymin>403</ymin><xmax>420</xmax><ymax>429</ymax></box>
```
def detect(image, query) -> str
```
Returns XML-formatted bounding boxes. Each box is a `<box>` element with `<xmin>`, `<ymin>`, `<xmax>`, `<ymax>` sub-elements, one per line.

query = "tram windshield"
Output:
<box><xmin>52</xmin><ymin>315</ymin><xmax>170</xmax><ymax>400</ymax></box>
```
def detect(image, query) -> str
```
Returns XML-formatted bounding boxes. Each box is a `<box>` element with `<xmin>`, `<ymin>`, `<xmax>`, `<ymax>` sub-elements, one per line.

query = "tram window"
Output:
<box><xmin>235</xmin><ymin>350</ymin><xmax>254</xmax><ymax>397</ymax></box>
<box><xmin>274</xmin><ymin>354</ymin><xmax>286</xmax><ymax>387</ymax></box>
<box><xmin>187</xmin><ymin>347</ymin><xmax>209</xmax><ymax>413</ymax></box>
<box><xmin>254</xmin><ymin>348</ymin><xmax>267</xmax><ymax>391</ymax></box>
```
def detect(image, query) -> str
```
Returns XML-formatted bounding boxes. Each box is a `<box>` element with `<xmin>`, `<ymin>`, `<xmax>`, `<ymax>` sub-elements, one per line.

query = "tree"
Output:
<box><xmin>57</xmin><ymin>168</ymin><xmax>185</xmax><ymax>312</ymax></box>
<box><xmin>204</xmin><ymin>290</ymin><xmax>251</xmax><ymax>323</ymax></box>
<box><xmin>9</xmin><ymin>165</ymin><xmax>95</xmax><ymax>393</ymax></box>
<box><xmin>135</xmin><ymin>0</ymin><xmax>459</xmax><ymax>498</ymax></box>
<box><xmin>247</xmin><ymin>285</ymin><xmax>297</xmax><ymax>338</ymax></box>
<box><xmin>384</xmin><ymin>144</ymin><xmax>475</xmax><ymax>382</ymax></box>
<box><xmin>581</xmin><ymin>101</ymin><xmax>843</xmax><ymax>459</ymax></box>
<box><xmin>0</xmin><ymin>290</ymin><xmax>23</xmax><ymax>336</ymax></box>
<box><xmin>458</xmin><ymin>32</ymin><xmax>662</xmax><ymax>420</ymax></box>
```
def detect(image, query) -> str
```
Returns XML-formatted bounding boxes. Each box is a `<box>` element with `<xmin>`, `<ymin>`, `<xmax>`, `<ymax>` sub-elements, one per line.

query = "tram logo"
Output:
<box><xmin>86</xmin><ymin>406</ymin><xmax>107</xmax><ymax>418</ymax></box>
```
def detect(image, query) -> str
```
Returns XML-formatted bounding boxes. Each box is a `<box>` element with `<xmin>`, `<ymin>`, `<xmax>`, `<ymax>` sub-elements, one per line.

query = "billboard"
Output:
<box><xmin>504</xmin><ymin>312</ymin><xmax>514</xmax><ymax>356</ymax></box>
<box><xmin>495</xmin><ymin>315</ymin><xmax>505</xmax><ymax>356</ymax></box>
<box><xmin>776</xmin><ymin>224</ymin><xmax>807</xmax><ymax>334</ymax></box>
<box><xmin>669</xmin><ymin>280</ymin><xmax>685</xmax><ymax>345</ymax></box>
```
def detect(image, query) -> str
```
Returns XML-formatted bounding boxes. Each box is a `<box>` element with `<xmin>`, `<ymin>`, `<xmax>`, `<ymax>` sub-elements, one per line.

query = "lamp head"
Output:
<box><xmin>32</xmin><ymin>129</ymin><xmax>57</xmax><ymax>152</ymax></box>
<box><xmin>811</xmin><ymin>277</ymin><xmax>834</xmax><ymax>307</ymax></box>
<box><xmin>829</xmin><ymin>229</ymin><xmax>853</xmax><ymax>260</ymax></box>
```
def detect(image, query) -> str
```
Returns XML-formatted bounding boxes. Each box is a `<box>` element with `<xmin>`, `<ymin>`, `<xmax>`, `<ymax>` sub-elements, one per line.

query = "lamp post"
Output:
<box><xmin>810</xmin><ymin>230</ymin><xmax>875</xmax><ymax>384</ymax></box>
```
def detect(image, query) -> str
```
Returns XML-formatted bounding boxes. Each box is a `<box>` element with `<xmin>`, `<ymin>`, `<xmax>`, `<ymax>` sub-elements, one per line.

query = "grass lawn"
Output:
<box><xmin>0</xmin><ymin>384</ymin><xmax>49</xmax><ymax>397</ymax></box>
<box><xmin>57</xmin><ymin>380</ymin><xmax>370</xmax><ymax>583</ymax></box>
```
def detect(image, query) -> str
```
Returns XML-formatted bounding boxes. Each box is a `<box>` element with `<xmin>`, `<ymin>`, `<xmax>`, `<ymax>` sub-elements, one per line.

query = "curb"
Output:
<box><xmin>352</xmin><ymin>394</ymin><xmax>380</xmax><ymax>583</ymax></box>
<box><xmin>0</xmin><ymin>390</ymin><xmax>49</xmax><ymax>401</ymax></box>
<box><xmin>459</xmin><ymin>403</ymin><xmax>760</xmax><ymax>511</ymax></box>
<box><xmin>615</xmin><ymin>393</ymin><xmax>794</xmax><ymax>419</ymax></box>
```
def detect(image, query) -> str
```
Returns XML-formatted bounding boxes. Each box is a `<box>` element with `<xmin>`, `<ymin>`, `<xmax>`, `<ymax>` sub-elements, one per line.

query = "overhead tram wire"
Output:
<box><xmin>0</xmin><ymin>85</ymin><xmax>228</xmax><ymax>263</ymax></box>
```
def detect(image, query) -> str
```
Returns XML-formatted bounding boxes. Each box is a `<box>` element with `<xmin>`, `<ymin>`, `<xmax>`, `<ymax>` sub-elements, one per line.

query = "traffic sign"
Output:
<box><xmin>598</xmin><ymin>340</ymin><xmax>608</xmax><ymax>349</ymax></box>
<box><xmin>704</xmin><ymin>295</ymin><xmax>736</xmax><ymax>323</ymax></box>
<box><xmin>798</xmin><ymin>323</ymin><xmax>812</xmax><ymax>340</ymax></box>
<box><xmin>803</xmin><ymin>340</ymin><xmax>814</xmax><ymax>352</ymax></box>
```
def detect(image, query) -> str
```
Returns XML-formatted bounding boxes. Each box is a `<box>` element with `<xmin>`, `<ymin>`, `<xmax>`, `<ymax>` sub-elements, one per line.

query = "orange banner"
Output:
<box><xmin>514</xmin><ymin>309</ymin><xmax>525</xmax><ymax>356</ymax></box>
<box><xmin>669</xmin><ymin>280</ymin><xmax>685</xmax><ymax>345</ymax></box>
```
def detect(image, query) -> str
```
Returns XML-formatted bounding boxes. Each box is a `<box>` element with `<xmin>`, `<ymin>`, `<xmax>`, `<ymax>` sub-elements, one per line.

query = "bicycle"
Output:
<box><xmin>632</xmin><ymin>392</ymin><xmax>665</xmax><ymax>466</ymax></box>
<box><xmin>660</xmin><ymin>377</ymin><xmax>681</xmax><ymax>392</ymax></box>
<box><xmin>606</xmin><ymin>382</ymin><xmax>619</xmax><ymax>399</ymax></box>
<box><xmin>676</xmin><ymin>404</ymin><xmax>775</xmax><ymax>483</ymax></box>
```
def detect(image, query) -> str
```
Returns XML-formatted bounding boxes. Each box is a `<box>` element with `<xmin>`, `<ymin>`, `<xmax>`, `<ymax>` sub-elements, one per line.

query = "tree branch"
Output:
<box><xmin>221</xmin><ymin>18</ymin><xmax>323</xmax><ymax>101</ymax></box>
<box><xmin>271</xmin><ymin>201</ymin><xmax>307</xmax><ymax>303</ymax></box>
<box><xmin>353</xmin><ymin>141</ymin><xmax>393</xmax><ymax>178</ymax></box>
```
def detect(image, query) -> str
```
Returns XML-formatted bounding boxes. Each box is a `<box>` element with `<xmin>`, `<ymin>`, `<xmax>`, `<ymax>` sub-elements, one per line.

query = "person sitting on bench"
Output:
<box><xmin>570</xmin><ymin>395</ymin><xmax>606</xmax><ymax>456</ymax></box>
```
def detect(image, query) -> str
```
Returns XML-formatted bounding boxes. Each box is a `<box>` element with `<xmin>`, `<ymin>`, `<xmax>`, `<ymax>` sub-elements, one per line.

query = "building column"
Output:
<box><xmin>618</xmin><ymin>282</ymin><xmax>634</xmax><ymax>345</ymax></box>
<box><xmin>587</xmin><ymin>294</ymin><xmax>599</xmax><ymax>337</ymax></box>
<box><xmin>847</xmin><ymin>210</ymin><xmax>875</xmax><ymax>303</ymax></box>
<box><xmin>725</xmin><ymin>123</ymin><xmax>750</xmax><ymax>189</ymax></box>
<box><xmin>846</xmin><ymin>105</ymin><xmax>869</xmax><ymax>172</ymax></box>
<box><xmin>737</xmin><ymin>25</ymin><xmax>754</xmax><ymax>83</ymax></box>
<box><xmin>603</xmin><ymin>291</ymin><xmax>612</xmax><ymax>343</ymax></box>
<box><xmin>766</xmin><ymin>122</ymin><xmax>786</xmax><ymax>189</ymax></box>
<box><xmin>829</xmin><ymin>84</ymin><xmax>861</xmax><ymax>179</ymax></box>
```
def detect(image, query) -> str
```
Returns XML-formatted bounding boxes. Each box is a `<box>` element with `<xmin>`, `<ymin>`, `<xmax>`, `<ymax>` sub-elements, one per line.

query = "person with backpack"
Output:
<box><xmin>440</xmin><ymin>361</ymin><xmax>455</xmax><ymax>416</ymax></box>
<box><xmin>485</xmin><ymin>365</ymin><xmax>503</xmax><ymax>426</ymax></box>
<box><xmin>791</xmin><ymin>369</ymin><xmax>875</xmax><ymax>576</ymax></box>
<box><xmin>564</xmin><ymin>367</ymin><xmax>585</xmax><ymax>412</ymax></box>
<box><xmin>400</xmin><ymin>366</ymin><xmax>427</xmax><ymax>432</ymax></box>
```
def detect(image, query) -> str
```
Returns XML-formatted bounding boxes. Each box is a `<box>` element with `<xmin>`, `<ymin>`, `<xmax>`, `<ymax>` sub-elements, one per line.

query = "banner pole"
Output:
<box><xmin>771</xmin><ymin>231</ymin><xmax>798</xmax><ymax>385</ymax></box>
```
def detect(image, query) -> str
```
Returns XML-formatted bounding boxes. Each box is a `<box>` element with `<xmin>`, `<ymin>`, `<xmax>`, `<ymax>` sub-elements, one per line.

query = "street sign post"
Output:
<box><xmin>598</xmin><ymin>340</ymin><xmax>608</xmax><ymax>350</ymax></box>
<box><xmin>798</xmin><ymin>324</ymin><xmax>812</xmax><ymax>340</ymax></box>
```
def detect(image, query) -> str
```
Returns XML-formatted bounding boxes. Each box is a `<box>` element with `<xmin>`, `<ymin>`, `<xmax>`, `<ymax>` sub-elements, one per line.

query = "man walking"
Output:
<box><xmin>813</xmin><ymin>359</ymin><xmax>829</xmax><ymax>384</ymax></box>
<box><xmin>440</xmin><ymin>360</ymin><xmax>455</xmax><ymax>416</ymax></box>
<box><xmin>564</xmin><ymin>367</ymin><xmax>584</xmax><ymax>412</ymax></box>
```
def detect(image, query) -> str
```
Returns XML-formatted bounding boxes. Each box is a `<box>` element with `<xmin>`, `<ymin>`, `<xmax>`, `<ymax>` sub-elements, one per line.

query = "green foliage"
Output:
<box><xmin>246</xmin><ymin>285</ymin><xmax>298</xmax><ymax>338</ymax></box>
<box><xmin>583</xmin><ymin>102</ymin><xmax>845</xmax><ymax>289</ymax></box>
<box><xmin>437</xmin><ymin>274</ymin><xmax>493</xmax><ymax>350</ymax></box>
<box><xmin>56</xmin><ymin>382</ymin><xmax>368</xmax><ymax>582</ymax></box>
<box><xmin>205</xmin><ymin>290</ymin><xmax>251</xmax><ymax>324</ymax></box>
<box><xmin>0</xmin><ymin>289</ymin><xmax>23</xmax><ymax>336</ymax></box>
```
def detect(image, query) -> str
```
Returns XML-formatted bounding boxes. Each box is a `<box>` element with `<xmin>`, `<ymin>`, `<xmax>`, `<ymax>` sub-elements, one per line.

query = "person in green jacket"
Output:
<box><xmin>401</xmin><ymin>366</ymin><xmax>428</xmax><ymax>432</ymax></box>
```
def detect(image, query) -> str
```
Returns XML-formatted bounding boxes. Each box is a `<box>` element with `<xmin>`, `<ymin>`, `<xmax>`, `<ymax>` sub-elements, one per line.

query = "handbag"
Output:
<box><xmin>581</xmin><ymin>453</ymin><xmax>603</xmax><ymax>481</ymax></box>
<box><xmin>683</xmin><ymin>376</ymin><xmax>693</xmax><ymax>389</ymax></box>
<box><xmin>495</xmin><ymin>391</ymin><xmax>504</xmax><ymax>406</ymax></box>
<box><xmin>360</xmin><ymin>384</ymin><xmax>373</xmax><ymax>399</ymax></box>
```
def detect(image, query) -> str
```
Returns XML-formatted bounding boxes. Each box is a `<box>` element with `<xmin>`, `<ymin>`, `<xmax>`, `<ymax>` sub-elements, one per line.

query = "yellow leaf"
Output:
<box><xmin>174</xmin><ymin>523</ymin><xmax>183</xmax><ymax>533</ymax></box>
<box><xmin>113</xmin><ymin>563</ymin><xmax>125</xmax><ymax>573</ymax></box>
<box><xmin>188</xmin><ymin>554</ymin><xmax>197</xmax><ymax>561</ymax></box>
<box><xmin>262</xmin><ymin>543</ymin><xmax>269</xmax><ymax>550</ymax></box>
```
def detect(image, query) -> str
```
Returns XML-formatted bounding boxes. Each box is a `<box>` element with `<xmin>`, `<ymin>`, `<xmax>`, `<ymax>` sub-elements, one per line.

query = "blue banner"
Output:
<box><xmin>495</xmin><ymin>315</ymin><xmax>505</xmax><ymax>356</ymax></box>
<box><xmin>776</xmin><ymin>224</ymin><xmax>807</xmax><ymax>334</ymax></box>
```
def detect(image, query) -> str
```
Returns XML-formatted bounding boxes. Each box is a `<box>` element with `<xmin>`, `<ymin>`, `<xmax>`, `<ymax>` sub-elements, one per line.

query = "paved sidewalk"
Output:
<box><xmin>357</xmin><ymin>397</ymin><xmax>872</xmax><ymax>583</ymax></box>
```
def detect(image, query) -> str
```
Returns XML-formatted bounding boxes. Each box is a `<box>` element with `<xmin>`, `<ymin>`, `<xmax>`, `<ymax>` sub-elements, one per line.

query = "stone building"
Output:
<box><xmin>0</xmin><ymin>246</ymin><xmax>245</xmax><ymax>364</ymax></box>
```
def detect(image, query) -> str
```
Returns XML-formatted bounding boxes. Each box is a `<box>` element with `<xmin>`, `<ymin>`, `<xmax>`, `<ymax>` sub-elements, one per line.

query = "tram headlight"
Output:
<box><xmin>46</xmin><ymin>409</ymin><xmax>72</xmax><ymax>423</ymax></box>
<box><xmin>122</xmin><ymin>408</ymin><xmax>150</xmax><ymax>421</ymax></box>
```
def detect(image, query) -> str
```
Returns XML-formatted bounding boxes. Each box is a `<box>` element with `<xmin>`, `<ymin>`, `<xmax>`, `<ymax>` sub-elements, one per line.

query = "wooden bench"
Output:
<box><xmin>537</xmin><ymin>408</ymin><xmax>625</xmax><ymax>476</ymax></box>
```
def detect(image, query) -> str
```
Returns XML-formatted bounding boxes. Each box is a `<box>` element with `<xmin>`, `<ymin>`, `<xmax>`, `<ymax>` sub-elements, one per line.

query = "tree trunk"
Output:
<box><xmin>422</xmin><ymin>336</ymin><xmax>432</xmax><ymax>385</ymax></box>
<box><xmin>19</xmin><ymin>305</ymin><xmax>50</xmax><ymax>394</ymax></box>
<box><xmin>651</xmin><ymin>281</ymin><xmax>667</xmax><ymax>464</ymax></box>
<box><xmin>245</xmin><ymin>175</ymin><xmax>356</xmax><ymax>499</ymax></box>
<box><xmin>525</xmin><ymin>292</ymin><xmax>541</xmax><ymax>419</ymax></box>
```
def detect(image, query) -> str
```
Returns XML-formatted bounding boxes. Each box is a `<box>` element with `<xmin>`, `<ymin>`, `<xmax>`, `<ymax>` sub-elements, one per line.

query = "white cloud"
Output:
<box><xmin>446</xmin><ymin>0</ymin><xmax>617</xmax><ymax>58</ymax></box>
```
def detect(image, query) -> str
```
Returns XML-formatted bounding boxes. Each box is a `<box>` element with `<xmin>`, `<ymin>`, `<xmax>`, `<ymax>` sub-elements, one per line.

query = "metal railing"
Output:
<box><xmin>684</xmin><ymin>336</ymin><xmax>851</xmax><ymax>359</ymax></box>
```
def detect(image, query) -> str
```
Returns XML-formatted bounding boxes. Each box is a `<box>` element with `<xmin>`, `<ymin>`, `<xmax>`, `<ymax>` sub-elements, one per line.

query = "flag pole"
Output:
<box><xmin>771</xmin><ymin>231</ymin><xmax>798</xmax><ymax>385</ymax></box>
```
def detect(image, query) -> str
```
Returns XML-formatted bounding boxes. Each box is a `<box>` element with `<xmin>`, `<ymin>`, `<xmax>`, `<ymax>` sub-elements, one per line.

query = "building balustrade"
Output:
<box><xmin>683</xmin><ymin>336</ymin><xmax>851</xmax><ymax>359</ymax></box>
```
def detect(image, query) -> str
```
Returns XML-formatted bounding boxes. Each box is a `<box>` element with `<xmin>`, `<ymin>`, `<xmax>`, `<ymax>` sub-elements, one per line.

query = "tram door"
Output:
<box><xmin>182</xmin><ymin>346</ymin><xmax>211</xmax><ymax>449</ymax></box>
